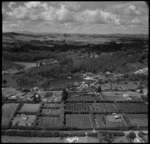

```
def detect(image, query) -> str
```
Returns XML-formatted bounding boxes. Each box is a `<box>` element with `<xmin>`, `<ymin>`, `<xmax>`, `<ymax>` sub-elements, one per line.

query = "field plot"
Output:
<box><xmin>37</xmin><ymin>117</ymin><xmax>63</xmax><ymax>129</ymax></box>
<box><xmin>11</xmin><ymin>114</ymin><xmax>37</xmax><ymax>127</ymax></box>
<box><xmin>104</xmin><ymin>103</ymin><xmax>118</xmax><ymax>113</ymax></box>
<box><xmin>66</xmin><ymin>114</ymin><xmax>93</xmax><ymax>129</ymax></box>
<box><xmin>2</xmin><ymin>103</ymin><xmax>19</xmax><ymax>129</ymax></box>
<box><xmin>88</xmin><ymin>103</ymin><xmax>107</xmax><ymax>113</ymax></box>
<box><xmin>65</xmin><ymin>103</ymin><xmax>89</xmax><ymax>112</ymax></box>
<box><xmin>18</xmin><ymin>104</ymin><xmax>41</xmax><ymax>114</ymax></box>
<box><xmin>95</xmin><ymin>114</ymin><xmax>125</xmax><ymax>128</ymax></box>
<box><xmin>41</xmin><ymin>109</ymin><xmax>61</xmax><ymax>116</ymax></box>
<box><xmin>43</xmin><ymin>103</ymin><xmax>61</xmax><ymax>108</ymax></box>
<box><xmin>126</xmin><ymin>114</ymin><xmax>148</xmax><ymax>127</ymax></box>
<box><xmin>116</xmin><ymin>103</ymin><xmax>148</xmax><ymax>113</ymax></box>
<box><xmin>66</xmin><ymin>96</ymin><xmax>95</xmax><ymax>102</ymax></box>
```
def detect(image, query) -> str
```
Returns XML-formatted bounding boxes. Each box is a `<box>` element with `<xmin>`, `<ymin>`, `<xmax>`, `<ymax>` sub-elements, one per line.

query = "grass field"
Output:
<box><xmin>19</xmin><ymin>104</ymin><xmax>41</xmax><ymax>113</ymax></box>
<box><xmin>2</xmin><ymin>103</ymin><xmax>19</xmax><ymax>129</ymax></box>
<box><xmin>1</xmin><ymin>136</ymin><xmax>64</xmax><ymax>143</ymax></box>
<box><xmin>116</xmin><ymin>103</ymin><xmax>148</xmax><ymax>113</ymax></box>
<box><xmin>126</xmin><ymin>114</ymin><xmax>148</xmax><ymax>127</ymax></box>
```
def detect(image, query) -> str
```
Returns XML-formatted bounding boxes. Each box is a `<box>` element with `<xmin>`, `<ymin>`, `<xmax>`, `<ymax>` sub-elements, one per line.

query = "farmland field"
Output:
<box><xmin>2</xmin><ymin>103</ymin><xmax>19</xmax><ymax>129</ymax></box>
<box><xmin>116</xmin><ymin>103</ymin><xmax>148</xmax><ymax>113</ymax></box>
<box><xmin>65</xmin><ymin>103</ymin><xmax>89</xmax><ymax>112</ymax></box>
<box><xmin>41</xmin><ymin>109</ymin><xmax>61</xmax><ymax>116</ymax></box>
<box><xmin>126</xmin><ymin>114</ymin><xmax>148</xmax><ymax>127</ymax></box>
<box><xmin>11</xmin><ymin>114</ymin><xmax>37</xmax><ymax>127</ymax></box>
<box><xmin>66</xmin><ymin>114</ymin><xmax>93</xmax><ymax>129</ymax></box>
<box><xmin>37</xmin><ymin>117</ymin><xmax>63</xmax><ymax>129</ymax></box>
<box><xmin>19</xmin><ymin>104</ymin><xmax>41</xmax><ymax>113</ymax></box>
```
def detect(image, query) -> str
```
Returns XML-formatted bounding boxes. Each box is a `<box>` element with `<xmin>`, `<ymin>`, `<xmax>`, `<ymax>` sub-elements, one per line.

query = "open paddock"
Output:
<box><xmin>18</xmin><ymin>103</ymin><xmax>41</xmax><ymax>114</ymax></box>
<box><xmin>2</xmin><ymin>103</ymin><xmax>19</xmax><ymax>129</ymax></box>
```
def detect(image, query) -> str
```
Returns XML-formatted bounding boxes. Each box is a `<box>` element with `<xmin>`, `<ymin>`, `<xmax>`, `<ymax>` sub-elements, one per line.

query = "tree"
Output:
<box><xmin>96</xmin><ymin>85</ymin><xmax>102</xmax><ymax>93</ymax></box>
<box><xmin>62</xmin><ymin>88</ymin><xmax>68</xmax><ymax>101</ymax></box>
<box><xmin>3</xmin><ymin>79</ymin><xmax>7</xmax><ymax>85</ymax></box>
<box><xmin>128</xmin><ymin>132</ymin><xmax>136</xmax><ymax>140</ymax></box>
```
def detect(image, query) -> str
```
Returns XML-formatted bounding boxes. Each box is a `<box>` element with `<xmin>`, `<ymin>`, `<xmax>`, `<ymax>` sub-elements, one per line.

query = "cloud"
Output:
<box><xmin>125</xmin><ymin>4</ymin><xmax>141</xmax><ymax>15</ymax></box>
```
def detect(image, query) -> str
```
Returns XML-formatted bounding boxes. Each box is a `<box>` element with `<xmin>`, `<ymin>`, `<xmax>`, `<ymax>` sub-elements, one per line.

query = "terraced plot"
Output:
<box><xmin>37</xmin><ymin>117</ymin><xmax>63</xmax><ymax>129</ymax></box>
<box><xmin>2</xmin><ymin>103</ymin><xmax>19</xmax><ymax>129</ymax></box>
<box><xmin>66</xmin><ymin>114</ymin><xmax>93</xmax><ymax>129</ymax></box>
<box><xmin>116</xmin><ymin>103</ymin><xmax>148</xmax><ymax>113</ymax></box>
<box><xmin>19</xmin><ymin>104</ymin><xmax>41</xmax><ymax>114</ymax></box>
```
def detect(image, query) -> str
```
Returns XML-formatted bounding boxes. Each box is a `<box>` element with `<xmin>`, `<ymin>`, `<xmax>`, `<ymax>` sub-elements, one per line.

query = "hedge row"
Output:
<box><xmin>1</xmin><ymin>129</ymin><xmax>98</xmax><ymax>137</ymax></box>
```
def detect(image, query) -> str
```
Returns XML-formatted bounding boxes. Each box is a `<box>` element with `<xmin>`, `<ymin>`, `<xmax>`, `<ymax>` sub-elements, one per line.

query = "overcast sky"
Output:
<box><xmin>2</xmin><ymin>1</ymin><xmax>149</xmax><ymax>34</ymax></box>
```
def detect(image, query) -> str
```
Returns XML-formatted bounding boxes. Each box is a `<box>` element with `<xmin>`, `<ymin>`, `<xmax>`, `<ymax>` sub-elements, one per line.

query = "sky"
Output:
<box><xmin>2</xmin><ymin>1</ymin><xmax>149</xmax><ymax>34</ymax></box>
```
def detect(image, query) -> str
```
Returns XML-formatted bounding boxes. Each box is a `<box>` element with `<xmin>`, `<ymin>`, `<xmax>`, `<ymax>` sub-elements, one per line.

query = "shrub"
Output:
<box><xmin>128</xmin><ymin>132</ymin><xmax>136</xmax><ymax>140</ymax></box>
<box><xmin>53</xmin><ymin>131</ymin><xmax>60</xmax><ymax>137</ymax></box>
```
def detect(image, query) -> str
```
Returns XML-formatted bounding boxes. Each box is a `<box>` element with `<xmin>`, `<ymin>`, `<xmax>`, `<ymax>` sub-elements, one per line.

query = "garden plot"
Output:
<box><xmin>126</xmin><ymin>114</ymin><xmax>148</xmax><ymax>127</ymax></box>
<box><xmin>19</xmin><ymin>103</ymin><xmax>41</xmax><ymax>114</ymax></box>
<box><xmin>37</xmin><ymin>116</ymin><xmax>63</xmax><ymax>129</ymax></box>
<box><xmin>65</xmin><ymin>103</ymin><xmax>89</xmax><ymax>112</ymax></box>
<box><xmin>2</xmin><ymin>87</ymin><xmax>18</xmax><ymax>98</ymax></box>
<box><xmin>116</xmin><ymin>103</ymin><xmax>148</xmax><ymax>113</ymax></box>
<box><xmin>11</xmin><ymin>114</ymin><xmax>37</xmax><ymax>127</ymax></box>
<box><xmin>95</xmin><ymin>114</ymin><xmax>125</xmax><ymax>128</ymax></box>
<box><xmin>66</xmin><ymin>114</ymin><xmax>93</xmax><ymax>129</ymax></box>
<box><xmin>41</xmin><ymin>108</ymin><xmax>61</xmax><ymax>116</ymax></box>
<box><xmin>2</xmin><ymin>103</ymin><xmax>19</xmax><ymax>129</ymax></box>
